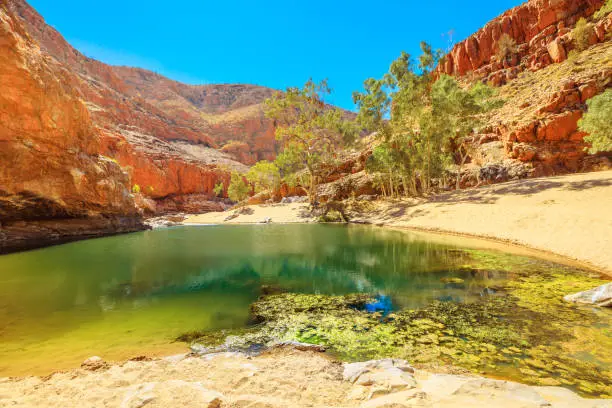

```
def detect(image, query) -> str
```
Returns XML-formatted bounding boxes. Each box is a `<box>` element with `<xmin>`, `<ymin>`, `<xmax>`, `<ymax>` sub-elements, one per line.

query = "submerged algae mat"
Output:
<box><xmin>186</xmin><ymin>250</ymin><xmax>612</xmax><ymax>399</ymax></box>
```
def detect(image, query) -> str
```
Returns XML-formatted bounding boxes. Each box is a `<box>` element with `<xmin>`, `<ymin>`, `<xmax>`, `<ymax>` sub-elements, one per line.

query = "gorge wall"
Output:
<box><xmin>0</xmin><ymin>0</ymin><xmax>281</xmax><ymax>251</ymax></box>
<box><xmin>0</xmin><ymin>2</ymin><xmax>144</xmax><ymax>252</ymax></box>
<box><xmin>3</xmin><ymin>0</ymin><xmax>279</xmax><ymax>213</ymax></box>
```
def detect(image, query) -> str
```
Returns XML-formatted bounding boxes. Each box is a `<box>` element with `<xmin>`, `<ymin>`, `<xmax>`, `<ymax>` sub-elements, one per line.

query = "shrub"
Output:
<box><xmin>495</xmin><ymin>34</ymin><xmax>517</xmax><ymax>60</ymax></box>
<box><xmin>132</xmin><ymin>184</ymin><xmax>141</xmax><ymax>194</ymax></box>
<box><xmin>213</xmin><ymin>181</ymin><xmax>224</xmax><ymax>197</ymax></box>
<box><xmin>227</xmin><ymin>173</ymin><xmax>249</xmax><ymax>202</ymax></box>
<box><xmin>580</xmin><ymin>89</ymin><xmax>612</xmax><ymax>153</ymax></box>
<box><xmin>246</xmin><ymin>161</ymin><xmax>280</xmax><ymax>193</ymax></box>
<box><xmin>572</xmin><ymin>18</ymin><xmax>593</xmax><ymax>52</ymax></box>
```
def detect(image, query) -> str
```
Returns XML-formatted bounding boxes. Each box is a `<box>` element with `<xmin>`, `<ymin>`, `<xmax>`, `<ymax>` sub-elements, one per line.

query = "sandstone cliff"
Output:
<box><xmin>0</xmin><ymin>1</ymin><xmax>144</xmax><ymax>252</ymax></box>
<box><xmin>3</xmin><ymin>0</ymin><xmax>278</xmax><ymax>215</ymax></box>
<box><xmin>6</xmin><ymin>0</ymin><xmax>279</xmax><ymax>165</ymax></box>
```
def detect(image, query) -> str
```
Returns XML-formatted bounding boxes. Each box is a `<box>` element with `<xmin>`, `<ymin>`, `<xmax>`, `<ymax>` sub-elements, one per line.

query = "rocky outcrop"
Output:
<box><xmin>437</xmin><ymin>0</ymin><xmax>607</xmax><ymax>83</ymax></box>
<box><xmin>564</xmin><ymin>283</ymin><xmax>612</xmax><ymax>307</ymax></box>
<box><xmin>479</xmin><ymin>42</ymin><xmax>612</xmax><ymax>176</ymax></box>
<box><xmin>437</xmin><ymin>0</ymin><xmax>612</xmax><ymax>178</ymax></box>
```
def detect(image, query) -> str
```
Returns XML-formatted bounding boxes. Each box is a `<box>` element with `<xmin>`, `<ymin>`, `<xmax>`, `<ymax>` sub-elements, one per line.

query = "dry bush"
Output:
<box><xmin>594</xmin><ymin>0</ymin><xmax>612</xmax><ymax>20</ymax></box>
<box><xmin>496</xmin><ymin>34</ymin><xmax>517</xmax><ymax>60</ymax></box>
<box><xmin>572</xmin><ymin>18</ymin><xmax>594</xmax><ymax>52</ymax></box>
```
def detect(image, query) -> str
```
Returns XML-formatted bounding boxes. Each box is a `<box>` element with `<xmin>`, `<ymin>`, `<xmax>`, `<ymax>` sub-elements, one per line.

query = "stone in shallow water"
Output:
<box><xmin>563</xmin><ymin>283</ymin><xmax>612</xmax><ymax>307</ymax></box>
<box><xmin>81</xmin><ymin>356</ymin><xmax>108</xmax><ymax>371</ymax></box>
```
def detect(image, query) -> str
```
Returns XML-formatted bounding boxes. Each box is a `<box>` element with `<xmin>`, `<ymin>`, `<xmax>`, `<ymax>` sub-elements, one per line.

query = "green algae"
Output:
<box><xmin>184</xmin><ymin>250</ymin><xmax>612</xmax><ymax>398</ymax></box>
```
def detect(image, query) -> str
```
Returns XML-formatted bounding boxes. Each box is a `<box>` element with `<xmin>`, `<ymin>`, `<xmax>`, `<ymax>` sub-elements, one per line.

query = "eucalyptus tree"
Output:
<box><xmin>580</xmin><ymin>89</ymin><xmax>612</xmax><ymax>153</ymax></box>
<box><xmin>354</xmin><ymin>42</ymin><xmax>500</xmax><ymax>194</ymax></box>
<box><xmin>246</xmin><ymin>160</ymin><xmax>281</xmax><ymax>193</ymax></box>
<box><xmin>264</xmin><ymin>79</ymin><xmax>356</xmax><ymax>204</ymax></box>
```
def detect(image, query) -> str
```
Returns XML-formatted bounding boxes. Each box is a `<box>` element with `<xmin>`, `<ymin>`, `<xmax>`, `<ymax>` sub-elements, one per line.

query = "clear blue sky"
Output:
<box><xmin>29</xmin><ymin>0</ymin><xmax>523</xmax><ymax>110</ymax></box>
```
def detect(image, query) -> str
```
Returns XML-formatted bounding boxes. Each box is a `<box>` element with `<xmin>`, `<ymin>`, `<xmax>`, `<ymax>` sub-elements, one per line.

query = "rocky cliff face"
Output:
<box><xmin>6</xmin><ymin>0</ymin><xmax>279</xmax><ymax>165</ymax></box>
<box><xmin>0</xmin><ymin>0</ymin><xmax>279</xmax><ymax>251</ymax></box>
<box><xmin>437</xmin><ymin>0</ymin><xmax>612</xmax><ymax>182</ymax></box>
<box><xmin>3</xmin><ymin>0</ymin><xmax>279</xmax><ymax>212</ymax></box>
<box><xmin>1</xmin><ymin>0</ymin><xmax>283</xmax><ymax>221</ymax></box>
<box><xmin>0</xmin><ymin>2</ymin><xmax>144</xmax><ymax>252</ymax></box>
<box><xmin>438</xmin><ymin>0</ymin><xmax>607</xmax><ymax>83</ymax></box>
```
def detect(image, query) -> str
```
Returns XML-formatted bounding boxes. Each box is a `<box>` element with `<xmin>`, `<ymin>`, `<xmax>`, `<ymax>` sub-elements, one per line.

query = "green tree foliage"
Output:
<box><xmin>213</xmin><ymin>181</ymin><xmax>224</xmax><ymax>197</ymax></box>
<box><xmin>227</xmin><ymin>172</ymin><xmax>249</xmax><ymax>202</ymax></box>
<box><xmin>572</xmin><ymin>18</ymin><xmax>593</xmax><ymax>52</ymax></box>
<box><xmin>353</xmin><ymin>43</ymin><xmax>501</xmax><ymax>195</ymax></box>
<box><xmin>246</xmin><ymin>160</ymin><xmax>281</xmax><ymax>193</ymax></box>
<box><xmin>264</xmin><ymin>79</ymin><xmax>357</xmax><ymax>203</ymax></box>
<box><xmin>579</xmin><ymin>89</ymin><xmax>612</xmax><ymax>153</ymax></box>
<box><xmin>132</xmin><ymin>184</ymin><xmax>141</xmax><ymax>194</ymax></box>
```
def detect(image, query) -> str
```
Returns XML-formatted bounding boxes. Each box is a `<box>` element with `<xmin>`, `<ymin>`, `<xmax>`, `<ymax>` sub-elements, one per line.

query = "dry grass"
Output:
<box><xmin>486</xmin><ymin>42</ymin><xmax>612</xmax><ymax>128</ymax></box>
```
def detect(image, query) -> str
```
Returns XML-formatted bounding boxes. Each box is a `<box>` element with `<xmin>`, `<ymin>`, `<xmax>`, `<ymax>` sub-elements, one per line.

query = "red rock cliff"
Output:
<box><xmin>2</xmin><ymin>0</ymin><xmax>273</xmax><ymax>218</ymax></box>
<box><xmin>6</xmin><ymin>0</ymin><xmax>279</xmax><ymax>166</ymax></box>
<box><xmin>438</xmin><ymin>0</ymin><xmax>612</xmax><ymax>179</ymax></box>
<box><xmin>0</xmin><ymin>1</ymin><xmax>145</xmax><ymax>252</ymax></box>
<box><xmin>438</xmin><ymin>0</ymin><xmax>606</xmax><ymax>84</ymax></box>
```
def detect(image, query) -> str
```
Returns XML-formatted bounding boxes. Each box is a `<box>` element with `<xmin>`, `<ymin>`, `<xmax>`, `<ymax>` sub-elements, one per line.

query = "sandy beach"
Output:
<box><xmin>188</xmin><ymin>170</ymin><xmax>612</xmax><ymax>275</ymax></box>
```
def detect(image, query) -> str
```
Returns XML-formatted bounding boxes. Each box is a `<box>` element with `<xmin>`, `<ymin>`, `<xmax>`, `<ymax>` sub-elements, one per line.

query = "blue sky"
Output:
<box><xmin>29</xmin><ymin>0</ymin><xmax>523</xmax><ymax>110</ymax></box>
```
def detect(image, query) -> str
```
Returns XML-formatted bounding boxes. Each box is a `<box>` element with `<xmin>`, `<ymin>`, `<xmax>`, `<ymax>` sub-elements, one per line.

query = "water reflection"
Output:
<box><xmin>0</xmin><ymin>224</ymin><xmax>510</xmax><ymax>375</ymax></box>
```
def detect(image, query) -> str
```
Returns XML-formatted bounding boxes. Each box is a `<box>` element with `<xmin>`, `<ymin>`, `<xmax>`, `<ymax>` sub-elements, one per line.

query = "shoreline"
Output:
<box><xmin>384</xmin><ymin>225</ymin><xmax>612</xmax><ymax>278</ymax></box>
<box><xmin>2</xmin><ymin>171</ymin><xmax>611</xmax><ymax>406</ymax></box>
<box><xmin>187</xmin><ymin>170</ymin><xmax>612</xmax><ymax>278</ymax></box>
<box><xmin>180</xmin><ymin>219</ymin><xmax>612</xmax><ymax>279</ymax></box>
<box><xmin>2</xmin><ymin>347</ymin><xmax>610</xmax><ymax>407</ymax></box>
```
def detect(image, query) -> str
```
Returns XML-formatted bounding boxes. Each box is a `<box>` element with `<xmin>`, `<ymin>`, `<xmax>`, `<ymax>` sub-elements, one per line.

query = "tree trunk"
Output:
<box><xmin>306</xmin><ymin>165</ymin><xmax>316</xmax><ymax>205</ymax></box>
<box><xmin>456</xmin><ymin>150</ymin><xmax>468</xmax><ymax>190</ymax></box>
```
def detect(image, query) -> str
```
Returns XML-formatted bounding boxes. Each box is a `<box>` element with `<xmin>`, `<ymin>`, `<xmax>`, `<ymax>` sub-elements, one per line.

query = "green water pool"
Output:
<box><xmin>0</xmin><ymin>224</ymin><xmax>609</xmax><ymax>396</ymax></box>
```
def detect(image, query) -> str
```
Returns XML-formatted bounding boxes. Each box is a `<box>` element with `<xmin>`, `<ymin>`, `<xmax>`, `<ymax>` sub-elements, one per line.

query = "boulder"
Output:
<box><xmin>81</xmin><ymin>356</ymin><xmax>109</xmax><ymax>371</ymax></box>
<box><xmin>121</xmin><ymin>380</ymin><xmax>224</xmax><ymax>408</ymax></box>
<box><xmin>343</xmin><ymin>359</ymin><xmax>417</xmax><ymax>397</ymax></box>
<box><xmin>563</xmin><ymin>283</ymin><xmax>612</xmax><ymax>307</ymax></box>
<box><xmin>547</xmin><ymin>38</ymin><xmax>566</xmax><ymax>63</ymax></box>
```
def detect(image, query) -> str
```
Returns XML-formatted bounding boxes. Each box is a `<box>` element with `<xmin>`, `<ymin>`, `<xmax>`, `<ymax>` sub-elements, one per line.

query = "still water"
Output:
<box><xmin>0</xmin><ymin>224</ymin><xmax>607</xmax><ymax>379</ymax></box>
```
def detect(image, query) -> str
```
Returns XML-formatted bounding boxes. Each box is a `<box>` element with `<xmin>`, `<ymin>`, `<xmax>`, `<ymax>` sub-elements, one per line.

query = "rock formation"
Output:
<box><xmin>564</xmin><ymin>282</ymin><xmax>612</xmax><ymax>307</ymax></box>
<box><xmin>2</xmin><ymin>0</ymin><xmax>278</xmax><ymax>215</ymax></box>
<box><xmin>437</xmin><ymin>0</ymin><xmax>612</xmax><ymax>182</ymax></box>
<box><xmin>0</xmin><ymin>0</ymin><xmax>280</xmax><ymax>251</ymax></box>
<box><xmin>437</xmin><ymin>0</ymin><xmax>607</xmax><ymax>83</ymax></box>
<box><xmin>0</xmin><ymin>1</ymin><xmax>145</xmax><ymax>252</ymax></box>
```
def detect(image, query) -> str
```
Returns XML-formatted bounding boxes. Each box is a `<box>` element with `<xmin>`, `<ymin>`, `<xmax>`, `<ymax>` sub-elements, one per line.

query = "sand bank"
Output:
<box><xmin>187</xmin><ymin>170</ymin><xmax>612</xmax><ymax>275</ymax></box>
